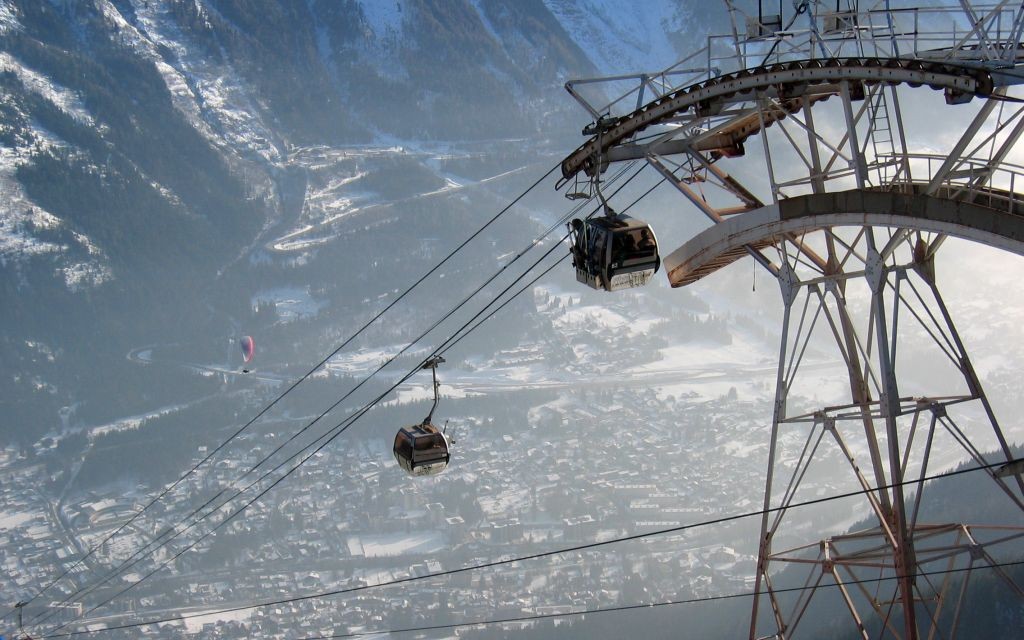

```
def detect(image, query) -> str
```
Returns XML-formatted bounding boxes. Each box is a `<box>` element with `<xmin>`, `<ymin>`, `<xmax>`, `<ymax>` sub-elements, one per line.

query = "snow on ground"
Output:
<box><xmin>938</xmin><ymin>239</ymin><xmax>1024</xmax><ymax>376</ymax></box>
<box><xmin>61</xmin><ymin>261</ymin><xmax>113</xmax><ymax>291</ymax></box>
<box><xmin>554</xmin><ymin>303</ymin><xmax>630</xmax><ymax>333</ymax></box>
<box><xmin>533</xmin><ymin>281</ymin><xmax>825</xmax><ymax>402</ymax></box>
<box><xmin>653</xmin><ymin>378</ymin><xmax>756</xmax><ymax>402</ymax></box>
<box><xmin>251</xmin><ymin>286</ymin><xmax>326</xmax><ymax>323</ymax></box>
<box><xmin>634</xmin><ymin>331</ymin><xmax>776</xmax><ymax>372</ymax></box>
<box><xmin>270</xmin><ymin>224</ymin><xmax>317</xmax><ymax>250</ymax></box>
<box><xmin>0</xmin><ymin>3</ymin><xmax>18</xmax><ymax>34</ymax></box>
<box><xmin>289</xmin><ymin>144</ymin><xmax>410</xmax><ymax>165</ymax></box>
<box><xmin>308</xmin><ymin>171</ymin><xmax>367</xmax><ymax>203</ymax></box>
<box><xmin>0</xmin><ymin>148</ymin><xmax>111</xmax><ymax>288</ymax></box>
<box><xmin>786</xmin><ymin>368</ymin><xmax>852</xmax><ymax>407</ymax></box>
<box><xmin>0</xmin><ymin>58</ymin><xmax>113</xmax><ymax>287</ymax></box>
<box><xmin>354</xmin><ymin>0</ymin><xmax>411</xmax><ymax>82</ymax></box>
<box><xmin>0</xmin><ymin>52</ymin><xmax>94</xmax><ymax>125</ymax></box>
<box><xmin>120</xmin><ymin>0</ymin><xmax>282</xmax><ymax>164</ymax></box>
<box><xmin>391</xmin><ymin>382</ymin><xmax>479</xmax><ymax>406</ymax></box>
<box><xmin>326</xmin><ymin>346</ymin><xmax>404</xmax><ymax>375</ymax></box>
<box><xmin>721</xmin><ymin>440</ymin><xmax>764</xmax><ymax>459</ymax></box>
<box><xmin>89</xmin><ymin>400</ymin><xmax>196</xmax><ymax>438</ymax></box>
<box><xmin>271</xmin><ymin>144</ymin><xmax>538</xmax><ymax>253</ymax></box>
<box><xmin>347</xmin><ymin>530</ymin><xmax>446</xmax><ymax>558</ymax></box>
<box><xmin>645</xmin><ymin>357</ymin><xmax>847</xmax><ymax>404</ymax></box>
<box><xmin>105</xmin><ymin>531</ymin><xmax>145</xmax><ymax>563</ymax></box>
<box><xmin>358</xmin><ymin>0</ymin><xmax>406</xmax><ymax>41</ymax></box>
<box><xmin>542</xmin><ymin>0</ymin><xmax>689</xmax><ymax>74</ymax></box>
<box><xmin>182</xmin><ymin>608</ymin><xmax>253</xmax><ymax>634</ymax></box>
<box><xmin>0</xmin><ymin>511</ymin><xmax>34</xmax><ymax>530</ymax></box>
<box><xmin>0</xmin><ymin>147</ymin><xmax>62</xmax><ymax>259</ymax></box>
<box><xmin>78</xmin><ymin>526</ymin><xmax>144</xmax><ymax>560</ymax></box>
<box><xmin>270</xmin><ymin>227</ymin><xmax>341</xmax><ymax>252</ymax></box>
<box><xmin>477</xmin><ymin>488</ymin><xmax>530</xmax><ymax>518</ymax></box>
<box><xmin>539</xmin><ymin>284</ymin><xmax>664</xmax><ymax>339</ymax></box>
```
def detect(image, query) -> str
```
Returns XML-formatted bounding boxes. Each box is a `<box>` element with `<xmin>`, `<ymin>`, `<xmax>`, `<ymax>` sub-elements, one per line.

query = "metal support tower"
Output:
<box><xmin>746</xmin><ymin>224</ymin><xmax>1024</xmax><ymax>638</ymax></box>
<box><xmin>560</xmin><ymin>2</ymin><xmax>1024</xmax><ymax>638</ymax></box>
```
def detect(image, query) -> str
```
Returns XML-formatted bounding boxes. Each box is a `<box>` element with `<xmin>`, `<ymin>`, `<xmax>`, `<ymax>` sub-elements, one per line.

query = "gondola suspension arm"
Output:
<box><xmin>421</xmin><ymin>355</ymin><xmax>445</xmax><ymax>425</ymax></box>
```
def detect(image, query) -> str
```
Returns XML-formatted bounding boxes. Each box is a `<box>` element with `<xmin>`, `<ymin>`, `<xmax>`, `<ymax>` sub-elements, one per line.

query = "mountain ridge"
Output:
<box><xmin>0</xmin><ymin>0</ymin><xmax>707</xmax><ymax>445</ymax></box>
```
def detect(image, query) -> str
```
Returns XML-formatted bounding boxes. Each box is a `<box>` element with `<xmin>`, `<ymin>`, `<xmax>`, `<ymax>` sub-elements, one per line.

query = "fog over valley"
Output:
<box><xmin>2</xmin><ymin>2</ymin><xmax>1023</xmax><ymax>639</ymax></box>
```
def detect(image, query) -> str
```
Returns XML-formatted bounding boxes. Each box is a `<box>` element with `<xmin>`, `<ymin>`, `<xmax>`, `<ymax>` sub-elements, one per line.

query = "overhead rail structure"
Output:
<box><xmin>558</xmin><ymin>2</ymin><xmax>1024</xmax><ymax>639</ymax></box>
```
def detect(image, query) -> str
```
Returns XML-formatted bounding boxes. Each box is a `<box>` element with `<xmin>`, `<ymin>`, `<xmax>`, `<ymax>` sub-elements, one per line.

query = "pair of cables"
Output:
<box><xmin>6</xmin><ymin>161</ymin><xmax>558</xmax><ymax>624</ymax></box>
<box><xmin>32</xmin><ymin>161</ymin><xmax>658</xmax><ymax>636</ymax></box>
<box><xmin>37</xmin><ymin>458</ymin><xmax>1024</xmax><ymax>637</ymax></box>
<box><xmin>297</xmin><ymin>558</ymin><xmax>1024</xmax><ymax>639</ymax></box>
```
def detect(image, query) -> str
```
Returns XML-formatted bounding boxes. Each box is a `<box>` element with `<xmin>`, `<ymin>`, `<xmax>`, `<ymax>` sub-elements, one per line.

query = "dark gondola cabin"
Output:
<box><xmin>394</xmin><ymin>355</ymin><xmax>450</xmax><ymax>477</ymax></box>
<box><xmin>569</xmin><ymin>214</ymin><xmax>660</xmax><ymax>291</ymax></box>
<box><xmin>393</xmin><ymin>423</ymin><xmax>450</xmax><ymax>476</ymax></box>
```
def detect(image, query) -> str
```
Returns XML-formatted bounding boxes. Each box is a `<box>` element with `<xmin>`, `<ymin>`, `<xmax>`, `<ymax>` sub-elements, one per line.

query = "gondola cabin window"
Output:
<box><xmin>394</xmin><ymin>431</ymin><xmax>414</xmax><ymax>459</ymax></box>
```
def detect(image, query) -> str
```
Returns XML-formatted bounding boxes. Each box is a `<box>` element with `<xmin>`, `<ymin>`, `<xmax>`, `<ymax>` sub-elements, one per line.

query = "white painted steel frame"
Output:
<box><xmin>558</xmin><ymin>3</ymin><xmax>1024</xmax><ymax>639</ymax></box>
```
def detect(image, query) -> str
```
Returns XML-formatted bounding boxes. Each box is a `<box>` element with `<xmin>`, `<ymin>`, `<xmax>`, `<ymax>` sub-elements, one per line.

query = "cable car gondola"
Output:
<box><xmin>568</xmin><ymin>212</ymin><xmax>660</xmax><ymax>291</ymax></box>
<box><xmin>393</xmin><ymin>356</ymin><xmax>450</xmax><ymax>476</ymax></box>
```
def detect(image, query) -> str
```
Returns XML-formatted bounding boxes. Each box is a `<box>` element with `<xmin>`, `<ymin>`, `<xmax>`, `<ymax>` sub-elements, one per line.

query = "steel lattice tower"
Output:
<box><xmin>559</xmin><ymin>2</ymin><xmax>1024</xmax><ymax>637</ymax></box>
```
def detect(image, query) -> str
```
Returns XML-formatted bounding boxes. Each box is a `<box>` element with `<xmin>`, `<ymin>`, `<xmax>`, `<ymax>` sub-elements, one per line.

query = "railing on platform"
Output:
<box><xmin>566</xmin><ymin>2</ymin><xmax>1024</xmax><ymax>125</ymax></box>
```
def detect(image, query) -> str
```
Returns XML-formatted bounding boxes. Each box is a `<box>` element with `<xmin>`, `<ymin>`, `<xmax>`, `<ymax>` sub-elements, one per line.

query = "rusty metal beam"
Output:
<box><xmin>562</xmin><ymin>59</ymin><xmax>994</xmax><ymax>181</ymax></box>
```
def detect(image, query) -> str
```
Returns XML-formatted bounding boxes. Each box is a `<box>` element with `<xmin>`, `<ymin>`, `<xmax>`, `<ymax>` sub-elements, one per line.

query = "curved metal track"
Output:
<box><xmin>561</xmin><ymin>57</ymin><xmax>995</xmax><ymax>181</ymax></box>
<box><xmin>664</xmin><ymin>186</ymin><xmax>1024</xmax><ymax>286</ymax></box>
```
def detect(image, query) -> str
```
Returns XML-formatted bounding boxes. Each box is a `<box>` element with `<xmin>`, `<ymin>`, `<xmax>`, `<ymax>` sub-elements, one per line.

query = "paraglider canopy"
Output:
<box><xmin>240</xmin><ymin>336</ymin><xmax>255</xmax><ymax>363</ymax></box>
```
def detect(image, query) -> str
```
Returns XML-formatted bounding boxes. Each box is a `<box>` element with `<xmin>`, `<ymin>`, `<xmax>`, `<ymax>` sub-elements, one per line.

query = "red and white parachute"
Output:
<box><xmin>240</xmin><ymin>336</ymin><xmax>255</xmax><ymax>364</ymax></box>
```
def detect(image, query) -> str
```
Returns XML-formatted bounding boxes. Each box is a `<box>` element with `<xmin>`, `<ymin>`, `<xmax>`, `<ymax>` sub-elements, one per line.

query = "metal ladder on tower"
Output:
<box><xmin>866</xmin><ymin>84</ymin><xmax>898</xmax><ymax>186</ymax></box>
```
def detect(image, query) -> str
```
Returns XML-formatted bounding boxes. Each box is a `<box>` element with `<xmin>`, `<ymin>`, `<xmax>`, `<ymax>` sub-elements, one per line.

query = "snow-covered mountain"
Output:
<box><xmin>0</xmin><ymin>0</ymin><xmax>710</xmax><ymax>445</ymax></box>
<box><xmin>543</xmin><ymin>0</ymin><xmax>696</xmax><ymax>73</ymax></box>
<box><xmin>0</xmin><ymin>0</ymin><xmax>707</xmax><ymax>285</ymax></box>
